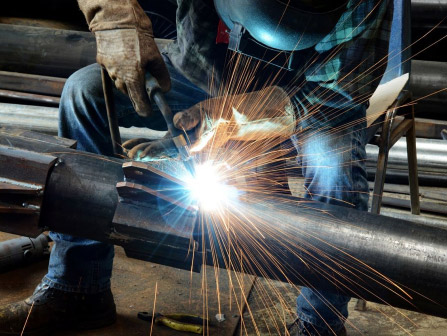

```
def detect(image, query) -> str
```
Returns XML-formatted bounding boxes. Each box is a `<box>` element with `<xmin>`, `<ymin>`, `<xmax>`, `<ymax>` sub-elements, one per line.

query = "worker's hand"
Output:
<box><xmin>77</xmin><ymin>0</ymin><xmax>171</xmax><ymax>117</ymax></box>
<box><xmin>96</xmin><ymin>29</ymin><xmax>170</xmax><ymax>117</ymax></box>
<box><xmin>122</xmin><ymin>137</ymin><xmax>178</xmax><ymax>161</ymax></box>
<box><xmin>173</xmin><ymin>86</ymin><xmax>295</xmax><ymax>151</ymax></box>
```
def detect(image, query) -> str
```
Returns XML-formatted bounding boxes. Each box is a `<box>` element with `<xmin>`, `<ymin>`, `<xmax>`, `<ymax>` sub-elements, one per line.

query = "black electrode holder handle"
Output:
<box><xmin>101</xmin><ymin>67</ymin><xmax>124</xmax><ymax>157</ymax></box>
<box><xmin>145</xmin><ymin>73</ymin><xmax>196</xmax><ymax>176</ymax></box>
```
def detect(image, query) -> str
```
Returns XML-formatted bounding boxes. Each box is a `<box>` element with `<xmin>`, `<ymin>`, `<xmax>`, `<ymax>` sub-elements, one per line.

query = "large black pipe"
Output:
<box><xmin>411</xmin><ymin>0</ymin><xmax>447</xmax><ymax>28</ymax></box>
<box><xmin>205</xmin><ymin>195</ymin><xmax>447</xmax><ymax>317</ymax></box>
<box><xmin>1</xmin><ymin>131</ymin><xmax>447</xmax><ymax>317</ymax></box>
<box><xmin>0</xmin><ymin>24</ymin><xmax>96</xmax><ymax>78</ymax></box>
<box><xmin>0</xmin><ymin>24</ymin><xmax>171</xmax><ymax>78</ymax></box>
<box><xmin>409</xmin><ymin>60</ymin><xmax>447</xmax><ymax>118</ymax></box>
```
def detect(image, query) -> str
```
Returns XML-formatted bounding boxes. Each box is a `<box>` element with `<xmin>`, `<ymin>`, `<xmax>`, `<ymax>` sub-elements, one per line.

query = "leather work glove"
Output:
<box><xmin>122</xmin><ymin>136</ymin><xmax>178</xmax><ymax>161</ymax></box>
<box><xmin>78</xmin><ymin>0</ymin><xmax>171</xmax><ymax>117</ymax></box>
<box><xmin>123</xmin><ymin>86</ymin><xmax>295</xmax><ymax>161</ymax></box>
<box><xmin>173</xmin><ymin>86</ymin><xmax>296</xmax><ymax>152</ymax></box>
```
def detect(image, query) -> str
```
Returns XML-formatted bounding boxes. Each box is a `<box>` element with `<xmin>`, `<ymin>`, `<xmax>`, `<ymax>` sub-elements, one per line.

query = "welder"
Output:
<box><xmin>0</xmin><ymin>1</ymin><xmax>392</xmax><ymax>335</ymax></box>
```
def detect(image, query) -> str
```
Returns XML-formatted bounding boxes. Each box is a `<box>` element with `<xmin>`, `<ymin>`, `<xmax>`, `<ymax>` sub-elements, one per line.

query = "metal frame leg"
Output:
<box><xmin>371</xmin><ymin>109</ymin><xmax>395</xmax><ymax>215</ymax></box>
<box><xmin>406</xmin><ymin>106</ymin><xmax>421</xmax><ymax>215</ymax></box>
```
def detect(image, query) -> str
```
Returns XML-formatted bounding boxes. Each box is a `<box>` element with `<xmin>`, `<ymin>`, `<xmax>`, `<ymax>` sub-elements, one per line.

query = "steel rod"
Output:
<box><xmin>101</xmin><ymin>68</ymin><xmax>123</xmax><ymax>157</ymax></box>
<box><xmin>0</xmin><ymin>89</ymin><xmax>60</xmax><ymax>105</ymax></box>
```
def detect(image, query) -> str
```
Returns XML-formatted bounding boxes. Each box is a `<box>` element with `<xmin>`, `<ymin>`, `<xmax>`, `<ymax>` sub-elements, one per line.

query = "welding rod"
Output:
<box><xmin>101</xmin><ymin>67</ymin><xmax>123</xmax><ymax>157</ymax></box>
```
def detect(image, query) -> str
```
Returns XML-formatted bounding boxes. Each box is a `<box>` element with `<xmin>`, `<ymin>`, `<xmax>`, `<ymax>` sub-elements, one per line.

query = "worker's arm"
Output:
<box><xmin>174</xmin><ymin>86</ymin><xmax>296</xmax><ymax>151</ymax></box>
<box><xmin>124</xmin><ymin>86</ymin><xmax>295</xmax><ymax>160</ymax></box>
<box><xmin>123</xmin><ymin>86</ymin><xmax>295</xmax><ymax>160</ymax></box>
<box><xmin>77</xmin><ymin>0</ymin><xmax>170</xmax><ymax>117</ymax></box>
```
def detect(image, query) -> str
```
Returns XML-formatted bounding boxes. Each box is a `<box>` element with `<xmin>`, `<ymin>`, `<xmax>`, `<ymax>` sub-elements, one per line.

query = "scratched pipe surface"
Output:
<box><xmin>1</xmin><ymin>132</ymin><xmax>447</xmax><ymax>317</ymax></box>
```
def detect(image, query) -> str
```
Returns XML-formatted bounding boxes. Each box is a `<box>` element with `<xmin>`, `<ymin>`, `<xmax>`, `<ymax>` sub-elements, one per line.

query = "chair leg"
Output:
<box><xmin>371</xmin><ymin>109</ymin><xmax>394</xmax><ymax>215</ymax></box>
<box><xmin>406</xmin><ymin>107</ymin><xmax>421</xmax><ymax>215</ymax></box>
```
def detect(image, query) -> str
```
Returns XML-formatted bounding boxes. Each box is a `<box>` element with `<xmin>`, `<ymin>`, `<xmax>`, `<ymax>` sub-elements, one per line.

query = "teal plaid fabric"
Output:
<box><xmin>306</xmin><ymin>0</ymin><xmax>393</xmax><ymax>101</ymax></box>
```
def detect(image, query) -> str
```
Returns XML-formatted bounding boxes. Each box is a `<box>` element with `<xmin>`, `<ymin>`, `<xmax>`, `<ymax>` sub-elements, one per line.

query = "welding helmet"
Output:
<box><xmin>214</xmin><ymin>0</ymin><xmax>348</xmax><ymax>69</ymax></box>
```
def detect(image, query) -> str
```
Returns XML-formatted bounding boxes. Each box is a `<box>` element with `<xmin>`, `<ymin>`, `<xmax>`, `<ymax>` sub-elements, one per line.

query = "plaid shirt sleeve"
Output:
<box><xmin>304</xmin><ymin>0</ymin><xmax>393</xmax><ymax>102</ymax></box>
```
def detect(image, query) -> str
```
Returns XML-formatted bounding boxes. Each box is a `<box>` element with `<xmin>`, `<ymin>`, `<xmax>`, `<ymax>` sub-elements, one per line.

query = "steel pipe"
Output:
<box><xmin>409</xmin><ymin>60</ymin><xmax>447</xmax><ymax>116</ymax></box>
<box><xmin>411</xmin><ymin>0</ymin><xmax>447</xmax><ymax>27</ymax></box>
<box><xmin>0</xmin><ymin>24</ymin><xmax>172</xmax><ymax>78</ymax></box>
<box><xmin>1</xmin><ymin>130</ymin><xmax>447</xmax><ymax>317</ymax></box>
<box><xmin>0</xmin><ymin>102</ymin><xmax>166</xmax><ymax>141</ymax></box>
<box><xmin>367</xmin><ymin>137</ymin><xmax>447</xmax><ymax>173</ymax></box>
<box><xmin>380</xmin><ymin>208</ymin><xmax>447</xmax><ymax>229</ymax></box>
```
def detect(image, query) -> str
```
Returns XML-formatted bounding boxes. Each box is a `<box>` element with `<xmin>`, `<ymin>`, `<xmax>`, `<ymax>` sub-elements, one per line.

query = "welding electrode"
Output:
<box><xmin>145</xmin><ymin>73</ymin><xmax>196</xmax><ymax>176</ymax></box>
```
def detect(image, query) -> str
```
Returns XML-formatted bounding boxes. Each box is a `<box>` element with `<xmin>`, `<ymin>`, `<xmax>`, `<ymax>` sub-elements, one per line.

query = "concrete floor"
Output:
<box><xmin>239</xmin><ymin>277</ymin><xmax>447</xmax><ymax>335</ymax></box>
<box><xmin>1</xmin><ymin>231</ymin><xmax>446</xmax><ymax>335</ymax></box>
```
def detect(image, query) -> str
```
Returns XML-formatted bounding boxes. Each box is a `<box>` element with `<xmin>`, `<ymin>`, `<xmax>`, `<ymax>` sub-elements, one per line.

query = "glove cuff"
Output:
<box><xmin>78</xmin><ymin>0</ymin><xmax>152</xmax><ymax>33</ymax></box>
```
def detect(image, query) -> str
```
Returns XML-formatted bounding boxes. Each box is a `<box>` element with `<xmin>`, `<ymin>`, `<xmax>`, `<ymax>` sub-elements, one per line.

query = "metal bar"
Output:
<box><xmin>380</xmin><ymin>208</ymin><xmax>447</xmax><ymax>229</ymax></box>
<box><xmin>368</xmin><ymin>181</ymin><xmax>447</xmax><ymax>202</ymax></box>
<box><xmin>0</xmin><ymin>88</ymin><xmax>60</xmax><ymax>105</ymax></box>
<box><xmin>414</xmin><ymin>118</ymin><xmax>447</xmax><ymax>139</ymax></box>
<box><xmin>101</xmin><ymin>68</ymin><xmax>123</xmax><ymax>157</ymax></box>
<box><xmin>406</xmin><ymin>107</ymin><xmax>421</xmax><ymax>215</ymax></box>
<box><xmin>381</xmin><ymin>196</ymin><xmax>446</xmax><ymax>216</ymax></box>
<box><xmin>389</xmin><ymin>118</ymin><xmax>412</xmax><ymax>148</ymax></box>
<box><xmin>371</xmin><ymin>108</ymin><xmax>395</xmax><ymax>214</ymax></box>
<box><xmin>0</xmin><ymin>71</ymin><xmax>65</xmax><ymax>97</ymax></box>
<box><xmin>0</xmin><ymin>102</ymin><xmax>166</xmax><ymax>141</ymax></box>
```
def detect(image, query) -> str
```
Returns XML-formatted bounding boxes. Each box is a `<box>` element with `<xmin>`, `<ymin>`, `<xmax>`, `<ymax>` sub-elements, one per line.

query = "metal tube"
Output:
<box><xmin>201</xmin><ymin>195</ymin><xmax>447</xmax><ymax>318</ymax></box>
<box><xmin>381</xmin><ymin>196</ymin><xmax>447</xmax><ymax>216</ymax></box>
<box><xmin>0</xmin><ymin>71</ymin><xmax>66</xmax><ymax>97</ymax></box>
<box><xmin>0</xmin><ymin>24</ymin><xmax>172</xmax><ymax>78</ymax></box>
<box><xmin>380</xmin><ymin>208</ymin><xmax>447</xmax><ymax>229</ymax></box>
<box><xmin>411</xmin><ymin>0</ymin><xmax>447</xmax><ymax>26</ymax></box>
<box><xmin>0</xmin><ymin>89</ymin><xmax>60</xmax><ymax>106</ymax></box>
<box><xmin>409</xmin><ymin>60</ymin><xmax>447</xmax><ymax>115</ymax></box>
<box><xmin>1</xmin><ymin>131</ymin><xmax>447</xmax><ymax>317</ymax></box>
<box><xmin>367</xmin><ymin>138</ymin><xmax>447</xmax><ymax>173</ymax></box>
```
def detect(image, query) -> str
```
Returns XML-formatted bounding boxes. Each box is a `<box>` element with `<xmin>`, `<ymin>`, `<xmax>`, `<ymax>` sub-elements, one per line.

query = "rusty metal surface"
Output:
<box><xmin>0</xmin><ymin>70</ymin><xmax>66</xmax><ymax>97</ymax></box>
<box><xmin>0</xmin><ymin>145</ymin><xmax>56</xmax><ymax>236</ymax></box>
<box><xmin>0</xmin><ymin>89</ymin><xmax>60</xmax><ymax>105</ymax></box>
<box><xmin>113</xmin><ymin>161</ymin><xmax>200</xmax><ymax>271</ymax></box>
<box><xmin>0</xmin><ymin>127</ymin><xmax>77</xmax><ymax>149</ymax></box>
<box><xmin>0</xmin><ymin>129</ymin><xmax>75</xmax><ymax>237</ymax></box>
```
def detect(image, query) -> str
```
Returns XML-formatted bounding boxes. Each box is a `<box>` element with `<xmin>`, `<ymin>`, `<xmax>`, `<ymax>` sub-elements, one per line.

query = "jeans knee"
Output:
<box><xmin>59</xmin><ymin>64</ymin><xmax>102</xmax><ymax>120</ymax></box>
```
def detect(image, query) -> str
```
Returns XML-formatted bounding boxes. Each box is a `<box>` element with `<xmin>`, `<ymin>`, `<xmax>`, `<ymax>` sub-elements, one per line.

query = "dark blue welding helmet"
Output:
<box><xmin>214</xmin><ymin>0</ymin><xmax>348</xmax><ymax>69</ymax></box>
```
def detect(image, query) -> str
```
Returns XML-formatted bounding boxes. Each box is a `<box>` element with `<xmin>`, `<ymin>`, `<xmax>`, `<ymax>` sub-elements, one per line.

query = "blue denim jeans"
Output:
<box><xmin>43</xmin><ymin>60</ymin><xmax>208</xmax><ymax>293</ymax></box>
<box><xmin>44</xmin><ymin>60</ymin><xmax>368</xmax><ymax>332</ymax></box>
